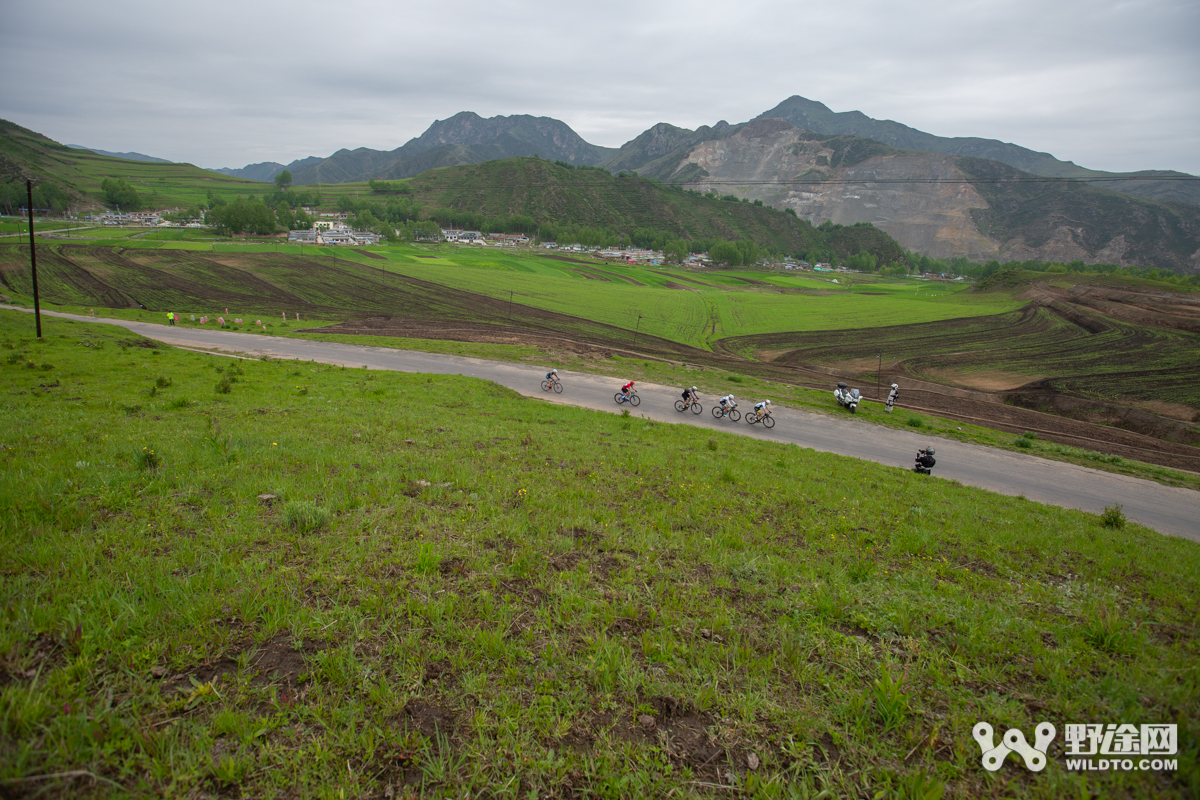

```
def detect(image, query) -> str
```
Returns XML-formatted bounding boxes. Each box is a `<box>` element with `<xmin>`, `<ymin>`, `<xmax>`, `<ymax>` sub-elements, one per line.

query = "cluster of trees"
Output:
<box><xmin>959</xmin><ymin>258</ymin><xmax>1198</xmax><ymax>285</ymax></box>
<box><xmin>162</xmin><ymin>206</ymin><xmax>204</xmax><ymax>223</ymax></box>
<box><xmin>707</xmin><ymin>240</ymin><xmax>762</xmax><ymax>266</ymax></box>
<box><xmin>551</xmin><ymin>161</ymin><xmax>608</xmax><ymax>172</ymax></box>
<box><xmin>206</xmin><ymin>197</ymin><xmax>278</xmax><ymax>235</ymax></box>
<box><xmin>0</xmin><ymin>180</ymin><xmax>75</xmax><ymax>215</ymax></box>
<box><xmin>101</xmin><ymin>177</ymin><xmax>141</xmax><ymax>210</ymax></box>
<box><xmin>368</xmin><ymin>179</ymin><xmax>413</xmax><ymax>195</ymax></box>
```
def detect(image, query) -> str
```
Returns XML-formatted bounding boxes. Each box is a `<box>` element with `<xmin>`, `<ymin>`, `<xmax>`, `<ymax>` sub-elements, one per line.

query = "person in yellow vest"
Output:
<box><xmin>167</xmin><ymin>311</ymin><xmax>175</xmax><ymax>326</ymax></box>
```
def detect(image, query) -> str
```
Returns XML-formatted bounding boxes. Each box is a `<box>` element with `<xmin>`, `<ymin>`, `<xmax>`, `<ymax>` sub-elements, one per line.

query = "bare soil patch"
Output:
<box><xmin>928</xmin><ymin>369</ymin><xmax>1045</xmax><ymax>392</ymax></box>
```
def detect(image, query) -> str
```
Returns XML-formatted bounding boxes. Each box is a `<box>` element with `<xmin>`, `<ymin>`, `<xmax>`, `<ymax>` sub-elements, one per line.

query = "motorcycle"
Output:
<box><xmin>834</xmin><ymin>382</ymin><xmax>861</xmax><ymax>413</ymax></box>
<box><xmin>913</xmin><ymin>448</ymin><xmax>936</xmax><ymax>475</ymax></box>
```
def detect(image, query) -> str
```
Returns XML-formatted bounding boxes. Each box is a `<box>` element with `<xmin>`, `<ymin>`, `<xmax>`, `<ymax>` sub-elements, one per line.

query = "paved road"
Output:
<box><xmin>10</xmin><ymin>307</ymin><xmax>1199</xmax><ymax>541</ymax></box>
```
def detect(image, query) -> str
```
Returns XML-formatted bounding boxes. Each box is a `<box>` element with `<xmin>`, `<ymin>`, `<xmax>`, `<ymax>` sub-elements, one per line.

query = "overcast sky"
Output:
<box><xmin>2</xmin><ymin>0</ymin><xmax>1197</xmax><ymax>174</ymax></box>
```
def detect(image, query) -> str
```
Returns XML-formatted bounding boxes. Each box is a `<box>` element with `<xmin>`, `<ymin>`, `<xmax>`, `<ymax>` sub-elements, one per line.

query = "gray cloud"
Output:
<box><xmin>2</xmin><ymin>0</ymin><xmax>1197</xmax><ymax>173</ymax></box>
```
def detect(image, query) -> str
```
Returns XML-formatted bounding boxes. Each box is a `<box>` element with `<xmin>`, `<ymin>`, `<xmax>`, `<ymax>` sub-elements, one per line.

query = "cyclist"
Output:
<box><xmin>681</xmin><ymin>385</ymin><xmax>699</xmax><ymax>408</ymax></box>
<box><xmin>620</xmin><ymin>380</ymin><xmax>636</xmax><ymax>401</ymax></box>
<box><xmin>753</xmin><ymin>399</ymin><xmax>772</xmax><ymax>419</ymax></box>
<box><xmin>885</xmin><ymin>383</ymin><xmax>899</xmax><ymax>413</ymax></box>
<box><xmin>544</xmin><ymin>368</ymin><xmax>559</xmax><ymax>389</ymax></box>
<box><xmin>718</xmin><ymin>394</ymin><xmax>737</xmax><ymax>415</ymax></box>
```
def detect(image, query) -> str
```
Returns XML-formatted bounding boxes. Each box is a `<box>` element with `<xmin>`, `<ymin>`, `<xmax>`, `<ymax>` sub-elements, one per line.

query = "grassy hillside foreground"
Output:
<box><xmin>1</xmin><ymin>312</ymin><xmax>1198</xmax><ymax>799</ymax></box>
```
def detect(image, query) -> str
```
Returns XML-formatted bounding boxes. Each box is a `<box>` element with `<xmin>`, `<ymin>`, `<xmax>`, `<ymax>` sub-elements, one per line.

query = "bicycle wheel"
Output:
<box><xmin>540</xmin><ymin>380</ymin><xmax>551</xmax><ymax>392</ymax></box>
<box><xmin>629</xmin><ymin>394</ymin><xmax>641</xmax><ymax>407</ymax></box>
<box><xmin>746</xmin><ymin>414</ymin><xmax>758</xmax><ymax>425</ymax></box>
<box><xmin>614</xmin><ymin>393</ymin><xmax>624</xmax><ymax>404</ymax></box>
<box><xmin>763</xmin><ymin>415</ymin><xmax>775</xmax><ymax>429</ymax></box>
<box><xmin>729</xmin><ymin>409</ymin><xmax>741</xmax><ymax>422</ymax></box>
<box><xmin>691</xmin><ymin>402</ymin><xmax>702</xmax><ymax>415</ymax></box>
<box><xmin>674</xmin><ymin>399</ymin><xmax>685</xmax><ymax>412</ymax></box>
<box><xmin>712</xmin><ymin>407</ymin><xmax>723</xmax><ymax>419</ymax></box>
<box><xmin>553</xmin><ymin>382</ymin><xmax>563</xmax><ymax>394</ymax></box>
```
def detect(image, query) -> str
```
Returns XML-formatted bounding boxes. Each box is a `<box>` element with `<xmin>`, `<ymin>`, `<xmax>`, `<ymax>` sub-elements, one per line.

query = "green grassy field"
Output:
<box><xmin>0</xmin><ymin>217</ymin><xmax>95</xmax><ymax>235</ymax></box>
<box><xmin>2</xmin><ymin>311</ymin><xmax>1198</xmax><ymax>798</ymax></box>
<box><xmin>0</xmin><ymin>243</ymin><xmax>1021</xmax><ymax>350</ymax></box>
<box><xmin>346</xmin><ymin>246</ymin><xmax>1021</xmax><ymax>347</ymax></box>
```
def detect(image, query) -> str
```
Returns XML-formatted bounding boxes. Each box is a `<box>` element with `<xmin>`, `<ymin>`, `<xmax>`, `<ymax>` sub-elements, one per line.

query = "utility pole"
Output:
<box><xmin>508</xmin><ymin>290</ymin><xmax>513</xmax><ymax>319</ymax></box>
<box><xmin>877</xmin><ymin>354</ymin><xmax>882</xmax><ymax>399</ymax></box>
<box><xmin>26</xmin><ymin>180</ymin><xmax>42</xmax><ymax>338</ymax></box>
<box><xmin>633</xmin><ymin>314</ymin><xmax>642</xmax><ymax>347</ymax></box>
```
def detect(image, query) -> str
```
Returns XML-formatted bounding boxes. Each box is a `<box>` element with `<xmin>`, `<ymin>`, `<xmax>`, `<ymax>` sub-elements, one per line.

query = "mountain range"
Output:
<box><xmin>65</xmin><ymin>144</ymin><xmax>172</xmax><ymax>163</ymax></box>
<box><xmin>6</xmin><ymin>95</ymin><xmax>1200</xmax><ymax>272</ymax></box>
<box><xmin>218</xmin><ymin>97</ymin><xmax>1199</xmax><ymax>208</ymax></box>
<box><xmin>215</xmin><ymin>112</ymin><xmax>615</xmax><ymax>185</ymax></box>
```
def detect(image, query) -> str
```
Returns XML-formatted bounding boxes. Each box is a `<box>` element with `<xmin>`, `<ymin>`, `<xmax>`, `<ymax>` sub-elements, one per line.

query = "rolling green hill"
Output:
<box><xmin>403</xmin><ymin>157</ymin><xmax>907</xmax><ymax>262</ymax></box>
<box><xmin>1</xmin><ymin>118</ymin><xmax>270</xmax><ymax>212</ymax></box>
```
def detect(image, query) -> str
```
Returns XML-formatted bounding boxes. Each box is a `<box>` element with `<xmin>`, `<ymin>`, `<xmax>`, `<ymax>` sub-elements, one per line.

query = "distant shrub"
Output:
<box><xmin>707</xmin><ymin>438</ymin><xmax>718</xmax><ymax>452</ymax></box>
<box><xmin>283</xmin><ymin>501</ymin><xmax>330</xmax><ymax>532</ymax></box>
<box><xmin>215</xmin><ymin>376</ymin><xmax>232</xmax><ymax>394</ymax></box>
<box><xmin>720</xmin><ymin>467</ymin><xmax>737</xmax><ymax>483</ymax></box>
<box><xmin>727</xmin><ymin>376</ymin><xmax>743</xmax><ymax>384</ymax></box>
<box><xmin>155</xmin><ymin>376</ymin><xmax>172</xmax><ymax>388</ymax></box>
<box><xmin>1021</xmin><ymin>431</ymin><xmax>1038</xmax><ymax>440</ymax></box>
<box><xmin>169</xmin><ymin>398</ymin><xmax>191</xmax><ymax>409</ymax></box>
<box><xmin>906</xmin><ymin>418</ymin><xmax>923</xmax><ymax>428</ymax></box>
<box><xmin>40</xmin><ymin>363</ymin><xmax>54</xmax><ymax>371</ymax></box>
<box><xmin>1014</xmin><ymin>437</ymin><xmax>1033</xmax><ymax>448</ymax></box>
<box><xmin>1101</xmin><ymin>504</ymin><xmax>1126</xmax><ymax>529</ymax></box>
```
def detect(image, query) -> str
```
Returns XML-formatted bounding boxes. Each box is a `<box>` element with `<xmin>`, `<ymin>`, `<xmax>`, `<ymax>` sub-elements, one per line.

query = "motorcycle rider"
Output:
<box><xmin>914</xmin><ymin>446</ymin><xmax>936</xmax><ymax>474</ymax></box>
<box><xmin>886</xmin><ymin>383</ymin><xmax>899</xmax><ymax>413</ymax></box>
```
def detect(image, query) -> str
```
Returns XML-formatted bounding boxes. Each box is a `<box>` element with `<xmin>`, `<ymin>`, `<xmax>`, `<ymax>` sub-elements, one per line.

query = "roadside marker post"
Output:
<box><xmin>25</xmin><ymin>180</ymin><xmax>42</xmax><ymax>339</ymax></box>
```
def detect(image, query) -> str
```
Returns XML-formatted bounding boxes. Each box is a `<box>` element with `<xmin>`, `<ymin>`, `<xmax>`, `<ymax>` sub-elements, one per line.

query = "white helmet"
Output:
<box><xmin>728</xmin><ymin>395</ymin><xmax>736</xmax><ymax>401</ymax></box>
<box><xmin>891</xmin><ymin>383</ymin><xmax>898</xmax><ymax>389</ymax></box>
<box><xmin>691</xmin><ymin>386</ymin><xmax>698</xmax><ymax>392</ymax></box>
<box><xmin>765</xmin><ymin>399</ymin><xmax>771</xmax><ymax>405</ymax></box>
<box><xmin>551</xmin><ymin>369</ymin><xmax>558</xmax><ymax>374</ymax></box>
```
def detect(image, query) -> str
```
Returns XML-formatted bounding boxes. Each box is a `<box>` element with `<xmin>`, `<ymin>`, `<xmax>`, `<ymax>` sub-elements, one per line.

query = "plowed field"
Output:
<box><xmin>3</xmin><ymin>245</ymin><xmax>1196</xmax><ymax>469</ymax></box>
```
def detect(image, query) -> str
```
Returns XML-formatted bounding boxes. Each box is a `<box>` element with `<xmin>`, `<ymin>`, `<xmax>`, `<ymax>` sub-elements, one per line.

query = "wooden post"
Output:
<box><xmin>26</xmin><ymin>180</ymin><xmax>42</xmax><ymax>339</ymax></box>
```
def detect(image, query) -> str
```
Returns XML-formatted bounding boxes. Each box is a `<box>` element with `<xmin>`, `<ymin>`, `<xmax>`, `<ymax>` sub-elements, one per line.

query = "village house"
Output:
<box><xmin>288</xmin><ymin>223</ymin><xmax>379</xmax><ymax>246</ymax></box>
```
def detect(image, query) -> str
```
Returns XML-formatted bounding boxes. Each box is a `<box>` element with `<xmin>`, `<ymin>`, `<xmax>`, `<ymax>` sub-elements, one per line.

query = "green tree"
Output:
<box><xmin>664</xmin><ymin>239</ymin><xmax>689</xmax><ymax>263</ymax></box>
<box><xmin>708</xmin><ymin>241</ymin><xmax>743</xmax><ymax>266</ymax></box>
<box><xmin>101</xmin><ymin>178</ymin><xmax>141</xmax><ymax>210</ymax></box>
<box><xmin>274</xmin><ymin>170</ymin><xmax>292</xmax><ymax>190</ymax></box>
